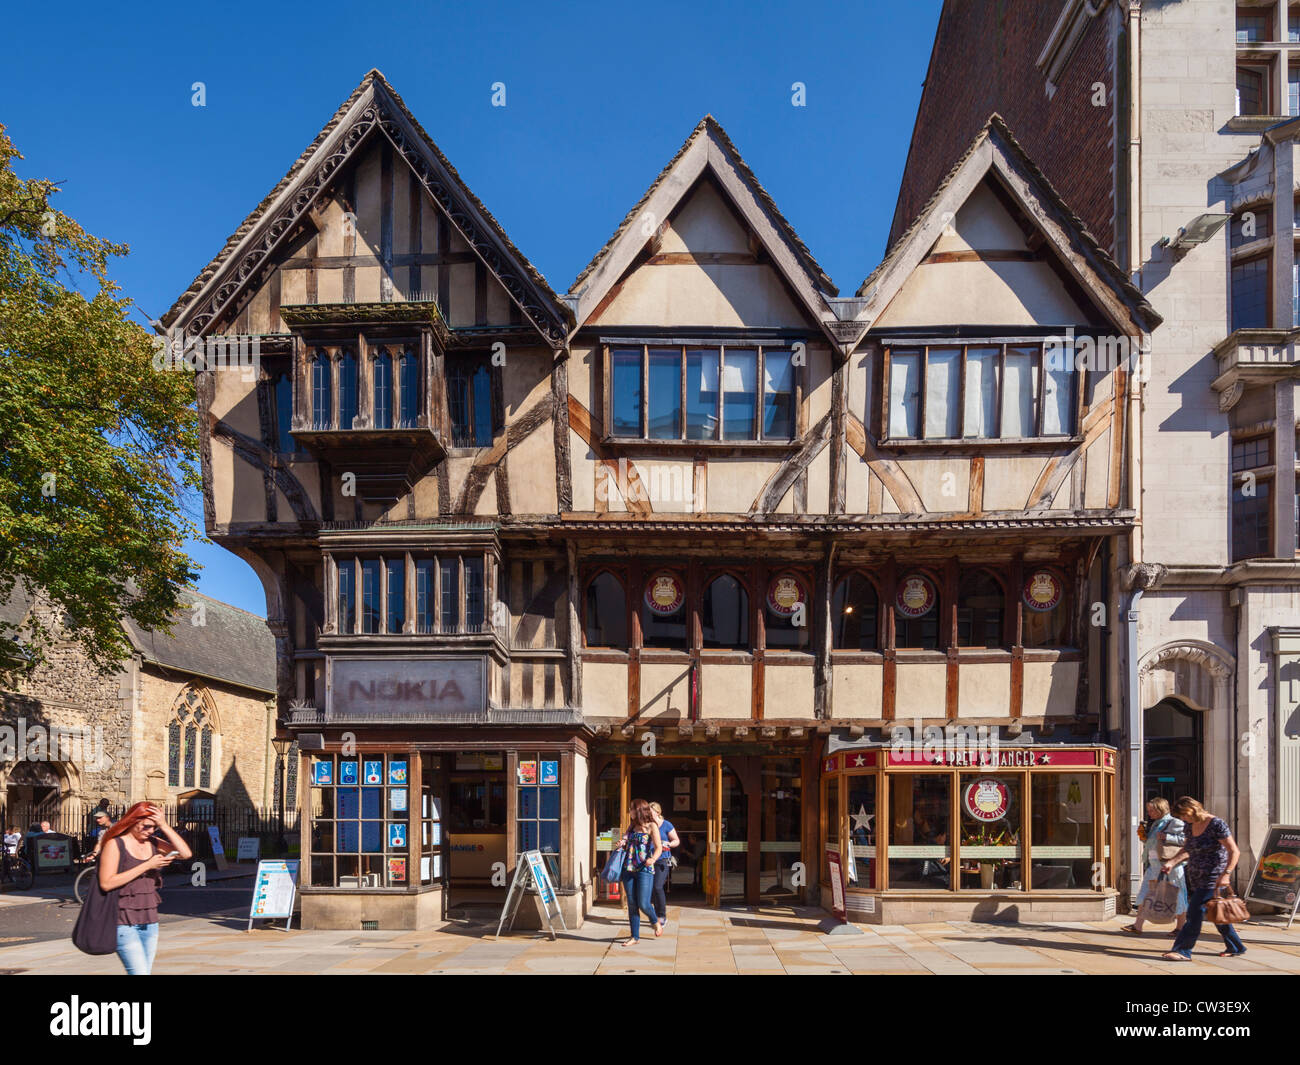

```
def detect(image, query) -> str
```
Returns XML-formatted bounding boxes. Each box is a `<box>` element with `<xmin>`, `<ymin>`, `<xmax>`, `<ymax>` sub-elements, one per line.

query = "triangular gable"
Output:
<box><xmin>568</xmin><ymin>117</ymin><xmax>843</xmax><ymax>341</ymax></box>
<box><xmin>857</xmin><ymin>115</ymin><xmax>1161</xmax><ymax>337</ymax></box>
<box><xmin>163</xmin><ymin>70</ymin><xmax>571</xmax><ymax>344</ymax></box>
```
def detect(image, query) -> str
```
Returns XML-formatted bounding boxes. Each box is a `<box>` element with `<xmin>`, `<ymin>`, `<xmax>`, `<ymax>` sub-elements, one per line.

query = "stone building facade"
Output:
<box><xmin>0</xmin><ymin>586</ymin><xmax>277</xmax><ymax>826</ymax></box>
<box><xmin>887</xmin><ymin>0</ymin><xmax>1300</xmax><ymax>909</ymax></box>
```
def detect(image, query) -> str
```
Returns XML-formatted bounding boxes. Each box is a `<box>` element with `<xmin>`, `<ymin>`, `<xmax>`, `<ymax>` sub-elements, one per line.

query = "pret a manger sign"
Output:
<box><xmin>328</xmin><ymin>657</ymin><xmax>486</xmax><ymax>719</ymax></box>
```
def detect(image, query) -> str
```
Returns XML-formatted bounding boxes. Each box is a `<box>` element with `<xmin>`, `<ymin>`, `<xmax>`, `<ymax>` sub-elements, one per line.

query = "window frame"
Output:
<box><xmin>1231</xmin><ymin>254</ymin><xmax>1272</xmax><ymax>331</ymax></box>
<box><xmin>880</xmin><ymin>340</ymin><xmax>1083</xmax><ymax>444</ymax></box>
<box><xmin>601</xmin><ymin>340</ymin><xmax>804</xmax><ymax>446</ymax></box>
<box><xmin>700</xmin><ymin>569</ymin><xmax>751</xmax><ymax>651</ymax></box>
<box><xmin>329</xmin><ymin>551</ymin><xmax>494</xmax><ymax>637</ymax></box>
<box><xmin>582</xmin><ymin>570</ymin><xmax>629</xmax><ymax>650</ymax></box>
<box><xmin>830</xmin><ymin>571</ymin><xmax>882</xmax><ymax>653</ymax></box>
<box><xmin>446</xmin><ymin>352</ymin><xmax>499</xmax><ymax>449</ymax></box>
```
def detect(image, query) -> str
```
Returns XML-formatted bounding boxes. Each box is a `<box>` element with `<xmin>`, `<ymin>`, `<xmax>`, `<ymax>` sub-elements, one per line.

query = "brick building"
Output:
<box><xmin>889</xmin><ymin>0</ymin><xmax>1300</xmax><ymax>909</ymax></box>
<box><xmin>0</xmin><ymin>585</ymin><xmax>278</xmax><ymax>828</ymax></box>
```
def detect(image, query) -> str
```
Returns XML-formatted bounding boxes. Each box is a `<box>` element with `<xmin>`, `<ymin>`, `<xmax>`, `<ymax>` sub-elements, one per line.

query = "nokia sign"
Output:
<box><xmin>328</xmin><ymin>657</ymin><xmax>486</xmax><ymax>719</ymax></box>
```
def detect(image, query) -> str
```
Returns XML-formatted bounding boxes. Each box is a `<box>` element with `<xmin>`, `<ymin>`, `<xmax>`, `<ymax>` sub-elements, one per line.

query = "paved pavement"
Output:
<box><xmin>3</xmin><ymin>898</ymin><xmax>1299</xmax><ymax>974</ymax></box>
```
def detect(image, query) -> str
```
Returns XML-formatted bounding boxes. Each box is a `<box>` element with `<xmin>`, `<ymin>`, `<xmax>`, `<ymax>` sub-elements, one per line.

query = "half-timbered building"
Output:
<box><xmin>167</xmin><ymin>71</ymin><xmax>1159</xmax><ymax>928</ymax></box>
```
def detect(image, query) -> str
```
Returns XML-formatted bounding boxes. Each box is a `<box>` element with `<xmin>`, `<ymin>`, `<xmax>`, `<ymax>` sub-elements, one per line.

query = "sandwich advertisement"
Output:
<box><xmin>1245</xmin><ymin>824</ymin><xmax>1300</xmax><ymax>910</ymax></box>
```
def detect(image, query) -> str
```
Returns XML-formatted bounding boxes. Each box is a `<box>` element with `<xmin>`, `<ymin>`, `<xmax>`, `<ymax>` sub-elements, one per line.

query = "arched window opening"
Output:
<box><xmin>373</xmin><ymin>349</ymin><xmax>393</xmax><ymax>429</ymax></box>
<box><xmin>832</xmin><ymin>574</ymin><xmax>879</xmax><ymax>650</ymax></box>
<box><xmin>166</xmin><ymin>686</ymin><xmax>217</xmax><ymax>791</ymax></box>
<box><xmin>398</xmin><ymin>348</ymin><xmax>419</xmax><ymax>427</ymax></box>
<box><xmin>1143</xmin><ymin>698</ymin><xmax>1203</xmax><ymax>805</ymax></box>
<box><xmin>585</xmin><ymin>573</ymin><xmax>627</xmax><ymax>648</ymax></box>
<box><xmin>338</xmin><ymin>350</ymin><xmax>358</xmax><ymax>429</ymax></box>
<box><xmin>957</xmin><ymin>571</ymin><xmax>1004</xmax><ymax>648</ymax></box>
<box><xmin>310</xmin><ymin>351</ymin><xmax>331</xmax><ymax>429</ymax></box>
<box><xmin>702</xmin><ymin>574</ymin><xmax>748</xmax><ymax>649</ymax></box>
<box><xmin>641</xmin><ymin>571</ymin><xmax>688</xmax><ymax>650</ymax></box>
<box><xmin>894</xmin><ymin>573</ymin><xmax>940</xmax><ymax>649</ymax></box>
<box><xmin>1021</xmin><ymin>569</ymin><xmax>1070</xmax><ymax>648</ymax></box>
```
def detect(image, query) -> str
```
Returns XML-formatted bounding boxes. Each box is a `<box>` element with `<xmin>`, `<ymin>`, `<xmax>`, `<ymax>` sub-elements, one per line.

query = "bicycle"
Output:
<box><xmin>1</xmin><ymin>850</ymin><xmax>34</xmax><ymax>891</ymax></box>
<box><xmin>73</xmin><ymin>857</ymin><xmax>99</xmax><ymax>904</ymax></box>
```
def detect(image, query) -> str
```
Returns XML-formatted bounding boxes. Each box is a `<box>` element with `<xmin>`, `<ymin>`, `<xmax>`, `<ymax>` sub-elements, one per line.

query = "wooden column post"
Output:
<box><xmin>566</xmin><ymin>541</ymin><xmax>583</xmax><ymax>710</ymax></box>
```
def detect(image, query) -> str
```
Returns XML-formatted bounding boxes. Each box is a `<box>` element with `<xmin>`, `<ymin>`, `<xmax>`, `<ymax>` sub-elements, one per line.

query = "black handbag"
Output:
<box><xmin>72</xmin><ymin>871</ymin><xmax>120</xmax><ymax>956</ymax></box>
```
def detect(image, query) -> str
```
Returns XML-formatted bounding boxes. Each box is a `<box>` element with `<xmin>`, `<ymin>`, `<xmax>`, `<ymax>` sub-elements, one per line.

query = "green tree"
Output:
<box><xmin>0</xmin><ymin>124</ymin><xmax>200</xmax><ymax>674</ymax></box>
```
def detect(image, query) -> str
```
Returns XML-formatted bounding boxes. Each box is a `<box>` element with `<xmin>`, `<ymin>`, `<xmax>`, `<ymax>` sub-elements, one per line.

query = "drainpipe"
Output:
<box><xmin>1125</xmin><ymin>583</ymin><xmax>1144</xmax><ymax>906</ymax></box>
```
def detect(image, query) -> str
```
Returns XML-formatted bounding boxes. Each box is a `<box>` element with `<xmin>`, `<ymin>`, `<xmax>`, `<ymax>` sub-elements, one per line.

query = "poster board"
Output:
<box><xmin>207</xmin><ymin>825</ymin><xmax>228</xmax><ymax>871</ymax></box>
<box><xmin>827</xmin><ymin>850</ymin><xmax>847</xmax><ymax>921</ymax></box>
<box><xmin>494</xmin><ymin>850</ymin><xmax>567</xmax><ymax>940</ymax></box>
<box><xmin>1245</xmin><ymin>824</ymin><xmax>1300</xmax><ymax>928</ymax></box>
<box><xmin>236</xmin><ymin>836</ymin><xmax>260</xmax><ymax>862</ymax></box>
<box><xmin>247</xmin><ymin>859</ymin><xmax>300</xmax><ymax>931</ymax></box>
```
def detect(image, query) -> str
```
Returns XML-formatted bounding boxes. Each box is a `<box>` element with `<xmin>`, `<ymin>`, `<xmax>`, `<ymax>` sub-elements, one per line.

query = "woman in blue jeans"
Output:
<box><xmin>97</xmin><ymin>802</ymin><xmax>192</xmax><ymax>974</ymax></box>
<box><xmin>1160</xmin><ymin>796</ymin><xmax>1244</xmax><ymax>961</ymax></box>
<box><xmin>615</xmin><ymin>798</ymin><xmax>663</xmax><ymax>946</ymax></box>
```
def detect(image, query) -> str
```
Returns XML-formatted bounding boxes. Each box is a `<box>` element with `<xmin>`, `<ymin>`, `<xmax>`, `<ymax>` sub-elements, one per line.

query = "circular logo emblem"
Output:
<box><xmin>644</xmin><ymin>572</ymin><xmax>684</xmax><ymax>615</ymax></box>
<box><xmin>1023</xmin><ymin>570</ymin><xmax>1062</xmax><ymax>612</ymax></box>
<box><xmin>895</xmin><ymin>575</ymin><xmax>937</xmax><ymax>618</ymax></box>
<box><xmin>766</xmin><ymin>574</ymin><xmax>807</xmax><ymax>617</ymax></box>
<box><xmin>963</xmin><ymin>779</ymin><xmax>1010</xmax><ymax>822</ymax></box>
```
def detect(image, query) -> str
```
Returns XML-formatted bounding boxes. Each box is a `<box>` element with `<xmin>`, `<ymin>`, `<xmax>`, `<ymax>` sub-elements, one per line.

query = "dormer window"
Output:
<box><xmin>883</xmin><ymin>340</ymin><xmax>1079</xmax><ymax>442</ymax></box>
<box><xmin>605</xmin><ymin>341</ymin><xmax>799</xmax><ymax>443</ymax></box>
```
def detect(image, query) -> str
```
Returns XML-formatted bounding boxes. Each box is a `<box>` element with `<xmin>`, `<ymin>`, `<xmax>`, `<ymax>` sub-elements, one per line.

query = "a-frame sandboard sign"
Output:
<box><xmin>494</xmin><ymin>850</ymin><xmax>566</xmax><ymax>940</ymax></box>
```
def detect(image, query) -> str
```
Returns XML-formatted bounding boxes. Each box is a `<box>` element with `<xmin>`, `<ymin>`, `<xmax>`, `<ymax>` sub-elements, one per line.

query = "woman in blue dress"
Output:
<box><xmin>1122</xmin><ymin>797</ymin><xmax>1187</xmax><ymax>936</ymax></box>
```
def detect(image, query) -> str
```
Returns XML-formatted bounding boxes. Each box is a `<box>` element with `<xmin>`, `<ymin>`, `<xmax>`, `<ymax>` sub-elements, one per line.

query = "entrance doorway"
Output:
<box><xmin>444</xmin><ymin>751</ymin><xmax>506</xmax><ymax>907</ymax></box>
<box><xmin>1144</xmin><ymin>698</ymin><xmax>1203</xmax><ymax>804</ymax></box>
<box><xmin>594</xmin><ymin>753</ymin><xmax>804</xmax><ymax>908</ymax></box>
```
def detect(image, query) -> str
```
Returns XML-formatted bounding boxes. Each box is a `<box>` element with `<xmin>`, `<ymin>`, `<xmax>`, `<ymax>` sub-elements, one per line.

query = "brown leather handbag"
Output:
<box><xmin>1204</xmin><ymin>885</ymin><xmax>1250</xmax><ymax>925</ymax></box>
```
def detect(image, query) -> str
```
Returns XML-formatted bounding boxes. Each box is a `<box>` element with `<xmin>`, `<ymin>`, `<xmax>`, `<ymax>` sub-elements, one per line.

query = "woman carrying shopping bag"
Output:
<box><xmin>614</xmin><ymin>798</ymin><xmax>663</xmax><ymax>946</ymax></box>
<box><xmin>1160</xmin><ymin>796</ymin><xmax>1246</xmax><ymax>960</ymax></box>
<box><xmin>1122</xmin><ymin>797</ymin><xmax>1187</xmax><ymax>936</ymax></box>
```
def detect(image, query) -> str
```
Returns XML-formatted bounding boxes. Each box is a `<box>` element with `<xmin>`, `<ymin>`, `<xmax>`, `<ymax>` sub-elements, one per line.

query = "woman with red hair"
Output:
<box><xmin>97</xmin><ymin>802</ymin><xmax>192</xmax><ymax>975</ymax></box>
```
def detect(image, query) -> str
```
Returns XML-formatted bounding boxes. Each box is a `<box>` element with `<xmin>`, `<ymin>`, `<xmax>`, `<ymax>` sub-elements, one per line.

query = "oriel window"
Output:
<box><xmin>448</xmin><ymin>355</ymin><xmax>494</xmax><ymax>447</ymax></box>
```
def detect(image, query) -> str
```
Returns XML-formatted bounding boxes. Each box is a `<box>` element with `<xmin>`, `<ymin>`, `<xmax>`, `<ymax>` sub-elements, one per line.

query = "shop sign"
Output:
<box><xmin>518</xmin><ymin>760</ymin><xmax>537</xmax><ymax>785</ymax></box>
<box><xmin>34</xmin><ymin>835</ymin><xmax>72</xmax><ymax>871</ymax></box>
<box><xmin>328</xmin><ymin>657</ymin><xmax>486</xmax><ymax>718</ymax></box>
<box><xmin>824</xmin><ymin>754</ymin><xmax>840</xmax><ymax>773</ymax></box>
<box><xmin>766</xmin><ymin>574</ymin><xmax>807</xmax><ymax>617</ymax></box>
<box><xmin>845</xmin><ymin>751</ymin><xmax>876</xmax><ymax>769</ymax></box>
<box><xmin>895</xmin><ymin>574</ymin><xmax>936</xmax><ymax>618</ymax></box>
<box><xmin>888</xmin><ymin>748</ymin><xmax>1099</xmax><ymax>768</ymax></box>
<box><xmin>644</xmin><ymin>572</ymin><xmax>684</xmax><ymax>615</ymax></box>
<box><xmin>364</xmin><ymin>760</ymin><xmax>382</xmax><ymax>785</ymax></box>
<box><xmin>963</xmin><ymin>779</ymin><xmax>1010</xmax><ymax>822</ymax></box>
<box><xmin>247</xmin><ymin>859</ymin><xmax>299</xmax><ymax>930</ymax></box>
<box><xmin>311</xmin><ymin>761</ymin><xmax>333</xmax><ymax>785</ymax></box>
<box><xmin>389</xmin><ymin>823</ymin><xmax>406</xmax><ymax>848</ymax></box>
<box><xmin>1023</xmin><ymin>570</ymin><xmax>1063</xmax><ymax>612</ymax></box>
<box><xmin>827</xmin><ymin>851</ymin><xmax>846</xmax><ymax>921</ymax></box>
<box><xmin>540</xmin><ymin>760</ymin><xmax>559</xmax><ymax>785</ymax></box>
<box><xmin>339</xmin><ymin>761</ymin><xmax>358</xmax><ymax>785</ymax></box>
<box><xmin>388</xmin><ymin>761</ymin><xmax>407</xmax><ymax>785</ymax></box>
<box><xmin>1245</xmin><ymin>825</ymin><xmax>1300</xmax><ymax>911</ymax></box>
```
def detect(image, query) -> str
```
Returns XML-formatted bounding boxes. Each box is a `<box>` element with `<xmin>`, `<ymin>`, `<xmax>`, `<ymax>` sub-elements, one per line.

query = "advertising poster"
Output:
<box><xmin>339</xmin><ymin>760</ymin><xmax>358</xmax><ymax>785</ymax></box>
<box><xmin>249</xmin><ymin>859</ymin><xmax>299</xmax><ymax>920</ymax></box>
<box><xmin>389</xmin><ymin>761</ymin><xmax>407</xmax><ymax>785</ymax></box>
<box><xmin>389</xmin><ymin>858</ymin><xmax>406</xmax><ymax>883</ymax></box>
<box><xmin>391</xmin><ymin>788</ymin><xmax>407</xmax><ymax>813</ymax></box>
<box><xmin>363</xmin><ymin>760</ymin><xmax>382</xmax><ymax>785</ymax></box>
<box><xmin>540</xmin><ymin>760</ymin><xmax>559</xmax><ymax>785</ymax></box>
<box><xmin>312</xmin><ymin>761</ymin><xmax>333</xmax><ymax>786</ymax></box>
<box><xmin>518</xmin><ymin>760</ymin><xmax>537</xmax><ymax>785</ymax></box>
<box><xmin>389</xmin><ymin>823</ymin><xmax>407</xmax><ymax>848</ymax></box>
<box><xmin>1246</xmin><ymin>824</ymin><xmax>1300</xmax><ymax>910</ymax></box>
<box><xmin>827</xmin><ymin>851</ymin><xmax>846</xmax><ymax>921</ymax></box>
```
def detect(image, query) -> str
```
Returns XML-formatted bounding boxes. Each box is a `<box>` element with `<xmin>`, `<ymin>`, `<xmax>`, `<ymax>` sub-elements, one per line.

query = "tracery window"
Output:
<box><xmin>166</xmin><ymin>686</ymin><xmax>217</xmax><ymax>791</ymax></box>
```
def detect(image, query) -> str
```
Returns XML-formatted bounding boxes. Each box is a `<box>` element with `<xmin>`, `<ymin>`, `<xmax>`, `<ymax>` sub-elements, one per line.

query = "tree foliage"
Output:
<box><xmin>0</xmin><ymin>124</ymin><xmax>200</xmax><ymax>675</ymax></box>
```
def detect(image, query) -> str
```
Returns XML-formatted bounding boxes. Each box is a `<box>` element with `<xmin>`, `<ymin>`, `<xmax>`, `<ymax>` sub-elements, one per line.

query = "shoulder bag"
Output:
<box><xmin>602</xmin><ymin>836</ymin><xmax>628</xmax><ymax>883</ymax></box>
<box><xmin>1204</xmin><ymin>884</ymin><xmax>1249</xmax><ymax>925</ymax></box>
<box><xmin>71</xmin><ymin>863</ymin><xmax>120</xmax><ymax>955</ymax></box>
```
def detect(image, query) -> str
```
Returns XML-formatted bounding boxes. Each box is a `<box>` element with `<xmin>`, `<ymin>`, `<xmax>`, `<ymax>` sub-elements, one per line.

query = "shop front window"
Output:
<box><xmin>641</xmin><ymin>571</ymin><xmax>688</xmax><ymax>650</ymax></box>
<box><xmin>823</xmin><ymin>777</ymin><xmax>839</xmax><ymax>881</ymax></box>
<box><xmin>958</xmin><ymin>774</ymin><xmax>1022</xmax><ymax>890</ymax></box>
<box><xmin>846</xmin><ymin>775</ymin><xmax>876</xmax><ymax>888</ymax></box>
<box><xmin>309</xmin><ymin>753</ymin><xmax>412</xmax><ymax>888</ymax></box>
<box><xmin>760</xmin><ymin>758</ymin><xmax>802</xmax><ymax>898</ymax></box>
<box><xmin>887</xmin><ymin>774</ymin><xmax>951</xmax><ymax>889</ymax></box>
<box><xmin>1030</xmin><ymin>773</ymin><xmax>1095</xmax><ymax>889</ymax></box>
<box><xmin>516</xmin><ymin>753</ymin><xmax>561</xmax><ymax>881</ymax></box>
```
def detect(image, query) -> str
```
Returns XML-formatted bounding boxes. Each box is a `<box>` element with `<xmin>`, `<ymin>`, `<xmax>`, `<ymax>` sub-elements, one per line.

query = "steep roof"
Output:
<box><xmin>567</xmin><ymin>116</ymin><xmax>848</xmax><ymax>342</ymax></box>
<box><xmin>857</xmin><ymin>114</ymin><xmax>1161</xmax><ymax>335</ymax></box>
<box><xmin>0</xmin><ymin>583</ymin><xmax>274</xmax><ymax>694</ymax></box>
<box><xmin>122</xmin><ymin>590</ymin><xmax>276</xmax><ymax>694</ymax></box>
<box><xmin>163</xmin><ymin>69</ymin><xmax>572</xmax><ymax>344</ymax></box>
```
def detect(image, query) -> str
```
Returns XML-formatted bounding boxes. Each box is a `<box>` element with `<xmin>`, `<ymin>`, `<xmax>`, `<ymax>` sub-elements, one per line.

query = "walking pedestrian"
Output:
<box><xmin>97</xmin><ymin>802</ymin><xmax>193</xmax><ymax>974</ymax></box>
<box><xmin>1160</xmin><ymin>796</ymin><xmax>1245</xmax><ymax>960</ymax></box>
<box><xmin>647</xmin><ymin>801</ymin><xmax>680</xmax><ymax>930</ymax></box>
<box><xmin>1123</xmin><ymin>798</ymin><xmax>1187</xmax><ymax>935</ymax></box>
<box><xmin>614</xmin><ymin>798</ymin><xmax>663</xmax><ymax>946</ymax></box>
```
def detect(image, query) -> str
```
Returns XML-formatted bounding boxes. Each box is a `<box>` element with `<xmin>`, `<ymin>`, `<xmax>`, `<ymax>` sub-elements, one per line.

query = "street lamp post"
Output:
<box><xmin>271</xmin><ymin>735</ymin><xmax>292</xmax><ymax>857</ymax></box>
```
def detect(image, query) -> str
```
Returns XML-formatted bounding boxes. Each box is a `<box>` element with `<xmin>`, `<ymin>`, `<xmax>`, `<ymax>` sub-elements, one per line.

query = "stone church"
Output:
<box><xmin>0</xmin><ymin>584</ymin><xmax>277</xmax><ymax>828</ymax></box>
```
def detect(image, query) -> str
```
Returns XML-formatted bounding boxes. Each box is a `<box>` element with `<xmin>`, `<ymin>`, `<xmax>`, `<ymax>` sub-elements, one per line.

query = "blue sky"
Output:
<box><xmin>1</xmin><ymin>0</ymin><xmax>942</xmax><ymax>617</ymax></box>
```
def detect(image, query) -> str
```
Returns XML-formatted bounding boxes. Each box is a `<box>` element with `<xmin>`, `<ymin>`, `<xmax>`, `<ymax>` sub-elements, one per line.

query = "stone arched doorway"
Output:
<box><xmin>1138</xmin><ymin>641</ymin><xmax>1234</xmax><ymax>814</ymax></box>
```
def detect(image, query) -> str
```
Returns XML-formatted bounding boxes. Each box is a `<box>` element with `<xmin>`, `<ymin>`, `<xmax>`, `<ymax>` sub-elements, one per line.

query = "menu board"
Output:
<box><xmin>248</xmin><ymin>859</ymin><xmax>300</xmax><ymax>929</ymax></box>
<box><xmin>1245</xmin><ymin>824</ymin><xmax>1300</xmax><ymax>911</ymax></box>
